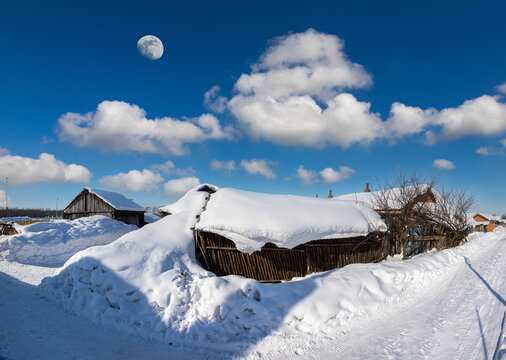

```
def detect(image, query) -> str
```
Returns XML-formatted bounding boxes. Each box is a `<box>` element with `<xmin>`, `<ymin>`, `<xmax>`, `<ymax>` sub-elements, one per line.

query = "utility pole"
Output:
<box><xmin>5</xmin><ymin>177</ymin><xmax>7</xmax><ymax>212</ymax></box>
<box><xmin>56</xmin><ymin>197</ymin><xmax>59</xmax><ymax>219</ymax></box>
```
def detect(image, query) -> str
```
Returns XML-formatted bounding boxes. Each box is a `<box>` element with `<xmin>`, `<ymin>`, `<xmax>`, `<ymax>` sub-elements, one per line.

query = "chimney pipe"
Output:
<box><xmin>364</xmin><ymin>182</ymin><xmax>370</xmax><ymax>193</ymax></box>
<box><xmin>328</xmin><ymin>190</ymin><xmax>333</xmax><ymax>198</ymax></box>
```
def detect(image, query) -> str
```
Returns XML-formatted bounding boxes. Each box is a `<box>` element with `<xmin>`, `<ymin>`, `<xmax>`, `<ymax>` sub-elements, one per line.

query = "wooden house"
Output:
<box><xmin>335</xmin><ymin>184</ymin><xmax>450</xmax><ymax>257</ymax></box>
<box><xmin>63</xmin><ymin>188</ymin><xmax>145</xmax><ymax>227</ymax></box>
<box><xmin>192</xmin><ymin>187</ymin><xmax>387</xmax><ymax>282</ymax></box>
<box><xmin>334</xmin><ymin>183</ymin><xmax>438</xmax><ymax>213</ymax></box>
<box><xmin>470</xmin><ymin>213</ymin><xmax>503</xmax><ymax>232</ymax></box>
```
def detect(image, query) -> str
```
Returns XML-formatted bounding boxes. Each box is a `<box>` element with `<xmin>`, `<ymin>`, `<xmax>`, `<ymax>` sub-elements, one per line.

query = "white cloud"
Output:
<box><xmin>99</xmin><ymin>169</ymin><xmax>163</xmax><ymax>193</ymax></box>
<box><xmin>497</xmin><ymin>82</ymin><xmax>506</xmax><ymax>94</ymax></box>
<box><xmin>0</xmin><ymin>146</ymin><xmax>9</xmax><ymax>156</ymax></box>
<box><xmin>0</xmin><ymin>153</ymin><xmax>91</xmax><ymax>185</ymax></box>
<box><xmin>476</xmin><ymin>147</ymin><xmax>495</xmax><ymax>155</ymax></box>
<box><xmin>210</xmin><ymin>159</ymin><xmax>236</xmax><ymax>173</ymax></box>
<box><xmin>385</xmin><ymin>103</ymin><xmax>436</xmax><ymax>139</ymax></box>
<box><xmin>58</xmin><ymin>100</ymin><xmax>234</xmax><ymax>155</ymax></box>
<box><xmin>150</xmin><ymin>161</ymin><xmax>195</xmax><ymax>176</ymax></box>
<box><xmin>476</xmin><ymin>139</ymin><xmax>506</xmax><ymax>156</ymax></box>
<box><xmin>295</xmin><ymin>165</ymin><xmax>318</xmax><ymax>185</ymax></box>
<box><xmin>240</xmin><ymin>159</ymin><xmax>276</xmax><ymax>179</ymax></box>
<box><xmin>0</xmin><ymin>190</ymin><xmax>8</xmax><ymax>208</ymax></box>
<box><xmin>295</xmin><ymin>165</ymin><xmax>354</xmax><ymax>185</ymax></box>
<box><xmin>433</xmin><ymin>159</ymin><xmax>456</xmax><ymax>170</ymax></box>
<box><xmin>204</xmin><ymin>85</ymin><xmax>228</xmax><ymax>114</ymax></box>
<box><xmin>226</xmin><ymin>29</ymin><xmax>506</xmax><ymax>148</ymax></box>
<box><xmin>151</xmin><ymin>160</ymin><xmax>175</xmax><ymax>175</ymax></box>
<box><xmin>319</xmin><ymin>166</ymin><xmax>355</xmax><ymax>183</ymax></box>
<box><xmin>228</xmin><ymin>29</ymin><xmax>381</xmax><ymax>149</ymax></box>
<box><xmin>164</xmin><ymin>177</ymin><xmax>200</xmax><ymax>196</ymax></box>
<box><xmin>236</xmin><ymin>28</ymin><xmax>371</xmax><ymax>101</ymax></box>
<box><xmin>385</xmin><ymin>95</ymin><xmax>506</xmax><ymax>143</ymax></box>
<box><xmin>229</xmin><ymin>93</ymin><xmax>383</xmax><ymax>148</ymax></box>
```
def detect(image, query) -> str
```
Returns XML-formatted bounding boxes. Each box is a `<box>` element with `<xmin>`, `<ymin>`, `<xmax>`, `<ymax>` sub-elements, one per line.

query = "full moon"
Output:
<box><xmin>137</xmin><ymin>35</ymin><xmax>164</xmax><ymax>60</ymax></box>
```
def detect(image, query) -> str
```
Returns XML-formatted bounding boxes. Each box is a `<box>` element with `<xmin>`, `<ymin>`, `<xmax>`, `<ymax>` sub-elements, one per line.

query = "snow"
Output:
<box><xmin>144</xmin><ymin>213</ymin><xmax>161</xmax><ymax>224</ymax></box>
<box><xmin>1</xmin><ymin>216</ymin><xmax>33</xmax><ymax>222</ymax></box>
<box><xmin>0</xmin><ymin>216</ymin><xmax>137</xmax><ymax>267</ymax></box>
<box><xmin>0</xmin><ymin>185</ymin><xmax>504</xmax><ymax>359</ymax></box>
<box><xmin>469</xmin><ymin>213</ymin><xmax>504</xmax><ymax>226</ymax></box>
<box><xmin>195</xmin><ymin>188</ymin><xmax>387</xmax><ymax>253</ymax></box>
<box><xmin>87</xmin><ymin>187</ymin><xmax>145</xmax><ymax>212</ymax></box>
<box><xmin>335</xmin><ymin>184</ymin><xmax>436</xmax><ymax>209</ymax></box>
<box><xmin>158</xmin><ymin>183</ymin><xmax>218</xmax><ymax>215</ymax></box>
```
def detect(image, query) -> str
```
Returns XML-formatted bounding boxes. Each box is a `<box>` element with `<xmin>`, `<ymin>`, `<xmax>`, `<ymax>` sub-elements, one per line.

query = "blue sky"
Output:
<box><xmin>0</xmin><ymin>0</ymin><xmax>505</xmax><ymax>214</ymax></box>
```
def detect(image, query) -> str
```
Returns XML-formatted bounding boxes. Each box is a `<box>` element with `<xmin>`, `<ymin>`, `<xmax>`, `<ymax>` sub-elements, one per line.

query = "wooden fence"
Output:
<box><xmin>194</xmin><ymin>230</ymin><xmax>386</xmax><ymax>282</ymax></box>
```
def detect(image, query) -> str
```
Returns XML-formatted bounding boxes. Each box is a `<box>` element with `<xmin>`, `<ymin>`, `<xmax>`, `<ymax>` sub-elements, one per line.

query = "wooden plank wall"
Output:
<box><xmin>64</xmin><ymin>191</ymin><xmax>114</xmax><ymax>219</ymax></box>
<box><xmin>65</xmin><ymin>192</ymin><xmax>114</xmax><ymax>214</ymax></box>
<box><xmin>196</xmin><ymin>231</ymin><xmax>386</xmax><ymax>282</ymax></box>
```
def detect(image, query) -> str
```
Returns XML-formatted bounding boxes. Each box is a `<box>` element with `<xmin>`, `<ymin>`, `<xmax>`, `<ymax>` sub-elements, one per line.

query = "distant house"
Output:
<box><xmin>334</xmin><ymin>183</ymin><xmax>438</xmax><ymax>213</ymax></box>
<box><xmin>335</xmin><ymin>184</ymin><xmax>451</xmax><ymax>258</ymax></box>
<box><xmin>469</xmin><ymin>213</ymin><xmax>503</xmax><ymax>232</ymax></box>
<box><xmin>63</xmin><ymin>188</ymin><xmax>145</xmax><ymax>227</ymax></box>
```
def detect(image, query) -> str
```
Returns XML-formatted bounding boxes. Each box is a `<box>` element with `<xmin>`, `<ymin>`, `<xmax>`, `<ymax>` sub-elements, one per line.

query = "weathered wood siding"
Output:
<box><xmin>114</xmin><ymin>212</ymin><xmax>144</xmax><ymax>227</ymax></box>
<box><xmin>63</xmin><ymin>190</ymin><xmax>144</xmax><ymax>227</ymax></box>
<box><xmin>64</xmin><ymin>192</ymin><xmax>114</xmax><ymax>219</ymax></box>
<box><xmin>195</xmin><ymin>231</ymin><xmax>386</xmax><ymax>282</ymax></box>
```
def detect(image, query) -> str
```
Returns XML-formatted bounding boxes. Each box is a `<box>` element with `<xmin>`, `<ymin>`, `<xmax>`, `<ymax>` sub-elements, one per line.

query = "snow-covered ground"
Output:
<box><xmin>0</xmin><ymin>187</ymin><xmax>504</xmax><ymax>359</ymax></box>
<box><xmin>0</xmin><ymin>216</ymin><xmax>137</xmax><ymax>267</ymax></box>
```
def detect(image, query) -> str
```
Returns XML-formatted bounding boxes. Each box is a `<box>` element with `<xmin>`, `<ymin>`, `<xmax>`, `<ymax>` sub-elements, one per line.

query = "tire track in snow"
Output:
<box><xmin>247</xmin><ymin>235</ymin><xmax>506</xmax><ymax>360</ymax></box>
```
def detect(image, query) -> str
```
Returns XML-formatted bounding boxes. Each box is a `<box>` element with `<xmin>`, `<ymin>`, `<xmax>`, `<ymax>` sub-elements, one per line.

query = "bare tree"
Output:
<box><xmin>428</xmin><ymin>187</ymin><xmax>474</xmax><ymax>247</ymax></box>
<box><xmin>373</xmin><ymin>171</ymin><xmax>473</xmax><ymax>259</ymax></box>
<box><xmin>373</xmin><ymin>172</ymin><xmax>438</xmax><ymax>259</ymax></box>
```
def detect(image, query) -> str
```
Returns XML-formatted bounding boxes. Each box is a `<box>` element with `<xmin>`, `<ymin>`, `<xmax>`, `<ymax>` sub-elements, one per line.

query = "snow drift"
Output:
<box><xmin>0</xmin><ymin>216</ymin><xmax>137</xmax><ymax>267</ymax></box>
<box><xmin>195</xmin><ymin>188</ymin><xmax>387</xmax><ymax>253</ymax></box>
<box><xmin>41</xmin><ymin>185</ymin><xmax>506</xmax><ymax>353</ymax></box>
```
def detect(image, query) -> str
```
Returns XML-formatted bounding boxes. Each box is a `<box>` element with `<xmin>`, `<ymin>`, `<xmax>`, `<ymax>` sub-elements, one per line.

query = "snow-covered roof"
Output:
<box><xmin>194</xmin><ymin>188</ymin><xmax>387</xmax><ymax>254</ymax></box>
<box><xmin>334</xmin><ymin>185</ymin><xmax>436</xmax><ymax>210</ymax></box>
<box><xmin>468</xmin><ymin>213</ymin><xmax>503</xmax><ymax>226</ymax></box>
<box><xmin>86</xmin><ymin>188</ymin><xmax>145</xmax><ymax>212</ymax></box>
<box><xmin>159</xmin><ymin>184</ymin><xmax>219</xmax><ymax>215</ymax></box>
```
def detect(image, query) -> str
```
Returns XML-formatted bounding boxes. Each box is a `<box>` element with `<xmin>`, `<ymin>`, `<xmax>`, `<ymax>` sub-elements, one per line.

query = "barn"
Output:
<box><xmin>63</xmin><ymin>188</ymin><xmax>145</xmax><ymax>227</ymax></box>
<box><xmin>192</xmin><ymin>187</ymin><xmax>387</xmax><ymax>282</ymax></box>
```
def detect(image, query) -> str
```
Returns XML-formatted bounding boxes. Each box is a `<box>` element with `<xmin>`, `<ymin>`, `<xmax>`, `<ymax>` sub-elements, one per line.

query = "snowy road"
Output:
<box><xmin>0</xmin><ymin>232</ymin><xmax>504</xmax><ymax>359</ymax></box>
<box><xmin>245</xmin><ymin>234</ymin><xmax>506</xmax><ymax>360</ymax></box>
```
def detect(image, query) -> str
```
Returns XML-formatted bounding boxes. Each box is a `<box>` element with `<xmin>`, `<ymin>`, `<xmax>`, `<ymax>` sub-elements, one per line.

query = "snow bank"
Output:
<box><xmin>195</xmin><ymin>188</ymin><xmax>387</xmax><ymax>253</ymax></box>
<box><xmin>41</xmin><ymin>184</ymin><xmax>506</xmax><ymax>352</ymax></box>
<box><xmin>0</xmin><ymin>216</ymin><xmax>137</xmax><ymax>267</ymax></box>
